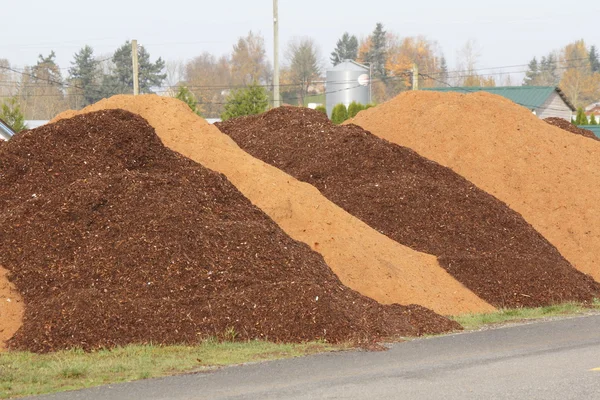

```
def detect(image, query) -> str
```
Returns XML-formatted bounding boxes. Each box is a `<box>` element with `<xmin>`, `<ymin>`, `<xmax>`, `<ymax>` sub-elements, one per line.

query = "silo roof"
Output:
<box><xmin>329</xmin><ymin>60</ymin><xmax>369</xmax><ymax>72</ymax></box>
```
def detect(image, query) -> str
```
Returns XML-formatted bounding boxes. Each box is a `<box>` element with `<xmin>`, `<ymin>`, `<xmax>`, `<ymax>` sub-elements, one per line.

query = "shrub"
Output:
<box><xmin>347</xmin><ymin>101</ymin><xmax>365</xmax><ymax>118</ymax></box>
<box><xmin>575</xmin><ymin>107</ymin><xmax>588</xmax><ymax>125</ymax></box>
<box><xmin>221</xmin><ymin>82</ymin><xmax>269</xmax><ymax>121</ymax></box>
<box><xmin>315</xmin><ymin>105</ymin><xmax>327</xmax><ymax>114</ymax></box>
<box><xmin>331</xmin><ymin>103</ymin><xmax>348</xmax><ymax>125</ymax></box>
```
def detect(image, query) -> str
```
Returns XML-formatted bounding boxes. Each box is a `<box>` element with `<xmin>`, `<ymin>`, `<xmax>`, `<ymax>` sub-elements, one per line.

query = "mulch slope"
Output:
<box><xmin>217</xmin><ymin>107</ymin><xmax>600</xmax><ymax>308</ymax></box>
<box><xmin>0</xmin><ymin>109</ymin><xmax>459</xmax><ymax>353</ymax></box>
<box><xmin>543</xmin><ymin>117</ymin><xmax>599</xmax><ymax>141</ymax></box>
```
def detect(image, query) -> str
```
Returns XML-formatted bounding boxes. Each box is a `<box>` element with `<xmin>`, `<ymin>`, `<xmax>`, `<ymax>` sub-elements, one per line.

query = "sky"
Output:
<box><xmin>1</xmin><ymin>0</ymin><xmax>599</xmax><ymax>83</ymax></box>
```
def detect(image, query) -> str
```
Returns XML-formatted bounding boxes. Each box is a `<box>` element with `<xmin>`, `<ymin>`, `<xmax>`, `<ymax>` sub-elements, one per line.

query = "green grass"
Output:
<box><xmin>452</xmin><ymin>300</ymin><xmax>600</xmax><ymax>330</ymax></box>
<box><xmin>0</xmin><ymin>340</ymin><xmax>341</xmax><ymax>399</ymax></box>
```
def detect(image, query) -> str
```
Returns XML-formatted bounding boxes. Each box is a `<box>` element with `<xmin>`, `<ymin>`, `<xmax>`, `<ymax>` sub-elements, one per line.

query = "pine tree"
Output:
<box><xmin>0</xmin><ymin>97</ymin><xmax>27</xmax><ymax>132</ymax></box>
<box><xmin>221</xmin><ymin>82</ymin><xmax>269</xmax><ymax>121</ymax></box>
<box><xmin>439</xmin><ymin>56</ymin><xmax>449</xmax><ymax>85</ymax></box>
<box><xmin>590</xmin><ymin>113</ymin><xmax>598</xmax><ymax>125</ymax></box>
<box><xmin>109</xmin><ymin>41</ymin><xmax>166</xmax><ymax>95</ymax></box>
<box><xmin>590</xmin><ymin>45</ymin><xmax>600</xmax><ymax>73</ymax></box>
<box><xmin>366</xmin><ymin>23</ymin><xmax>387</xmax><ymax>80</ymax></box>
<box><xmin>315</xmin><ymin>105</ymin><xmax>326</xmax><ymax>114</ymax></box>
<box><xmin>330</xmin><ymin>32</ymin><xmax>359</xmax><ymax>66</ymax></box>
<box><xmin>68</xmin><ymin>45</ymin><xmax>101</xmax><ymax>106</ymax></box>
<box><xmin>575</xmin><ymin>107</ymin><xmax>588</xmax><ymax>125</ymax></box>
<box><xmin>523</xmin><ymin>57</ymin><xmax>539</xmax><ymax>86</ymax></box>
<box><xmin>331</xmin><ymin>103</ymin><xmax>348</xmax><ymax>124</ymax></box>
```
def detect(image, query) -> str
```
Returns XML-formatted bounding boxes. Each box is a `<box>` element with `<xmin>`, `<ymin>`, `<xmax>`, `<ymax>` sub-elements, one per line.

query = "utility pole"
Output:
<box><xmin>412</xmin><ymin>63</ymin><xmax>419</xmax><ymax>91</ymax></box>
<box><xmin>273</xmin><ymin>0</ymin><xmax>280</xmax><ymax>107</ymax></box>
<box><xmin>132</xmin><ymin>40</ymin><xmax>139</xmax><ymax>96</ymax></box>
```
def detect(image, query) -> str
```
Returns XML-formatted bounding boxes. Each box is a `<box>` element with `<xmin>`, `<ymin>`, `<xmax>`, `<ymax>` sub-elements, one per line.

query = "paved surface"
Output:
<box><xmin>30</xmin><ymin>315</ymin><xmax>600</xmax><ymax>399</ymax></box>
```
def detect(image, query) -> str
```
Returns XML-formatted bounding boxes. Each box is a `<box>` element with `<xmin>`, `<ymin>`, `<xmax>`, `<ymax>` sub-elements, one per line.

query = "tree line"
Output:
<box><xmin>1</xmin><ymin>27</ymin><xmax>599</xmax><ymax>127</ymax></box>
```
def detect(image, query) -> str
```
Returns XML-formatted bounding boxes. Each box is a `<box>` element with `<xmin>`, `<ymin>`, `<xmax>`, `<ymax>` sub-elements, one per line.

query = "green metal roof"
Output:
<box><xmin>423</xmin><ymin>86</ymin><xmax>576</xmax><ymax>112</ymax></box>
<box><xmin>578</xmin><ymin>125</ymin><xmax>600</xmax><ymax>138</ymax></box>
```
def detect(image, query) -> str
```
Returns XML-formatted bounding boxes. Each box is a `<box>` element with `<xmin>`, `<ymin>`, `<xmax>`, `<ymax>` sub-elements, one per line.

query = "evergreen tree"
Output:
<box><xmin>0</xmin><ymin>97</ymin><xmax>27</xmax><ymax>132</ymax></box>
<box><xmin>315</xmin><ymin>105</ymin><xmax>326</xmax><ymax>114</ymax></box>
<box><xmin>575</xmin><ymin>107</ymin><xmax>588</xmax><ymax>125</ymax></box>
<box><xmin>221</xmin><ymin>82</ymin><xmax>269</xmax><ymax>121</ymax></box>
<box><xmin>330</xmin><ymin>32</ymin><xmax>359</xmax><ymax>66</ymax></box>
<box><xmin>68</xmin><ymin>45</ymin><xmax>101</xmax><ymax>106</ymax></box>
<box><xmin>331</xmin><ymin>103</ymin><xmax>348</xmax><ymax>124</ymax></box>
<box><xmin>32</xmin><ymin>51</ymin><xmax>63</xmax><ymax>85</ymax></box>
<box><xmin>110</xmin><ymin>41</ymin><xmax>166</xmax><ymax>94</ymax></box>
<box><xmin>175</xmin><ymin>85</ymin><xmax>202</xmax><ymax>116</ymax></box>
<box><xmin>539</xmin><ymin>54</ymin><xmax>560</xmax><ymax>86</ymax></box>
<box><xmin>590</xmin><ymin>113</ymin><xmax>598</xmax><ymax>125</ymax></box>
<box><xmin>439</xmin><ymin>56</ymin><xmax>449</xmax><ymax>85</ymax></box>
<box><xmin>590</xmin><ymin>45</ymin><xmax>600</xmax><ymax>73</ymax></box>
<box><xmin>523</xmin><ymin>57</ymin><xmax>539</xmax><ymax>86</ymax></box>
<box><xmin>347</xmin><ymin>101</ymin><xmax>365</xmax><ymax>118</ymax></box>
<box><xmin>365</xmin><ymin>23</ymin><xmax>387</xmax><ymax>80</ymax></box>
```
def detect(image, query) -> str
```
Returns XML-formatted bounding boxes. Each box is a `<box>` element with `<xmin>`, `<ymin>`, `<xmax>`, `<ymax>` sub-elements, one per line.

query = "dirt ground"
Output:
<box><xmin>52</xmin><ymin>95</ymin><xmax>494</xmax><ymax>316</ymax></box>
<box><xmin>351</xmin><ymin>91</ymin><xmax>600</xmax><ymax>283</ymax></box>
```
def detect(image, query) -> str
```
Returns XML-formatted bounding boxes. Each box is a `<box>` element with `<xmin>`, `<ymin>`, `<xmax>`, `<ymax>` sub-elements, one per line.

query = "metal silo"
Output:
<box><xmin>326</xmin><ymin>60</ymin><xmax>371</xmax><ymax>118</ymax></box>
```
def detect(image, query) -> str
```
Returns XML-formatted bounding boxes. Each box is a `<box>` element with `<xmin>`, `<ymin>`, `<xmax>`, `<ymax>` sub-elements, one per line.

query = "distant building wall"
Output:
<box><xmin>536</xmin><ymin>92</ymin><xmax>572</xmax><ymax>121</ymax></box>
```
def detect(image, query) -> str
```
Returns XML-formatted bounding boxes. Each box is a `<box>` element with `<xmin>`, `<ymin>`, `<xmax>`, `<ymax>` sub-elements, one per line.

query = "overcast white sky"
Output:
<box><xmin>1</xmin><ymin>0</ymin><xmax>598</xmax><ymax>81</ymax></box>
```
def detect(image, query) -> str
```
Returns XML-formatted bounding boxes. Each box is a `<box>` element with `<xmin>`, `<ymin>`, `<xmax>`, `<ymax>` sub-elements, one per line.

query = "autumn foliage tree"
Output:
<box><xmin>231</xmin><ymin>31</ymin><xmax>271</xmax><ymax>86</ymax></box>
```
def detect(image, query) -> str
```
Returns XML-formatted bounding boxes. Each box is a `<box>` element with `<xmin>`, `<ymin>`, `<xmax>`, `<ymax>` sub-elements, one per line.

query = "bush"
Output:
<box><xmin>331</xmin><ymin>103</ymin><xmax>348</xmax><ymax>125</ymax></box>
<box><xmin>221</xmin><ymin>82</ymin><xmax>269</xmax><ymax>121</ymax></box>
<box><xmin>364</xmin><ymin>103</ymin><xmax>376</xmax><ymax>110</ymax></box>
<box><xmin>347</xmin><ymin>101</ymin><xmax>365</xmax><ymax>118</ymax></box>
<box><xmin>315</xmin><ymin>105</ymin><xmax>327</xmax><ymax>114</ymax></box>
<box><xmin>575</xmin><ymin>107</ymin><xmax>588</xmax><ymax>125</ymax></box>
<box><xmin>0</xmin><ymin>97</ymin><xmax>27</xmax><ymax>132</ymax></box>
<box><xmin>175</xmin><ymin>85</ymin><xmax>203</xmax><ymax>116</ymax></box>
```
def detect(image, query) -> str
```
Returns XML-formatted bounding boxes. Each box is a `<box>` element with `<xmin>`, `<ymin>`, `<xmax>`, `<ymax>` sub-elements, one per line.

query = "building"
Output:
<box><xmin>325</xmin><ymin>60</ymin><xmax>371</xmax><ymax>118</ymax></box>
<box><xmin>24</xmin><ymin>120</ymin><xmax>48</xmax><ymax>129</ymax></box>
<box><xmin>579</xmin><ymin>125</ymin><xmax>600</xmax><ymax>139</ymax></box>
<box><xmin>424</xmin><ymin>86</ymin><xmax>575</xmax><ymax>121</ymax></box>
<box><xmin>0</xmin><ymin>118</ymin><xmax>14</xmax><ymax>141</ymax></box>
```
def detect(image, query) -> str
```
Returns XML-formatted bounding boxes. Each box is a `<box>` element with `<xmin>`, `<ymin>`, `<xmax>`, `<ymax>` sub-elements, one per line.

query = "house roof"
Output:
<box><xmin>423</xmin><ymin>86</ymin><xmax>576</xmax><ymax>112</ymax></box>
<box><xmin>579</xmin><ymin>125</ymin><xmax>600</xmax><ymax>138</ymax></box>
<box><xmin>0</xmin><ymin>118</ymin><xmax>14</xmax><ymax>140</ymax></box>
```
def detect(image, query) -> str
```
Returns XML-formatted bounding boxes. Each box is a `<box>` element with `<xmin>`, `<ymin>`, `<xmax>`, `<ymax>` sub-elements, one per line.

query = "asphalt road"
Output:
<box><xmin>30</xmin><ymin>314</ymin><xmax>600</xmax><ymax>400</ymax></box>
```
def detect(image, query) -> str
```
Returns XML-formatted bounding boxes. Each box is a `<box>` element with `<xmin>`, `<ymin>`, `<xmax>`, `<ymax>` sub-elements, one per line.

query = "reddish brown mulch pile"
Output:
<box><xmin>0</xmin><ymin>109</ymin><xmax>459</xmax><ymax>353</ymax></box>
<box><xmin>544</xmin><ymin>117</ymin><xmax>599</xmax><ymax>141</ymax></box>
<box><xmin>217</xmin><ymin>107</ymin><xmax>600</xmax><ymax>308</ymax></box>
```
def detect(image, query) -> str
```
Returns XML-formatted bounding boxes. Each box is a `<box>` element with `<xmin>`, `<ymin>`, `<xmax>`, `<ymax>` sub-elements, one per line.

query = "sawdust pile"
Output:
<box><xmin>351</xmin><ymin>91</ymin><xmax>600</xmax><ymax>282</ymax></box>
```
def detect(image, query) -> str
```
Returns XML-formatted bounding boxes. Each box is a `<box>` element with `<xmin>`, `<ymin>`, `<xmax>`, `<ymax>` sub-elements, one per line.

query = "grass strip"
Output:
<box><xmin>0</xmin><ymin>340</ymin><xmax>341</xmax><ymax>399</ymax></box>
<box><xmin>3</xmin><ymin>301</ymin><xmax>599</xmax><ymax>399</ymax></box>
<box><xmin>452</xmin><ymin>300</ymin><xmax>600</xmax><ymax>330</ymax></box>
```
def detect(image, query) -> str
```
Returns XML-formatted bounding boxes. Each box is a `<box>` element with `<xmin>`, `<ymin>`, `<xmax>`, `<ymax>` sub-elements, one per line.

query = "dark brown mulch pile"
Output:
<box><xmin>217</xmin><ymin>107</ymin><xmax>600</xmax><ymax>308</ymax></box>
<box><xmin>544</xmin><ymin>117</ymin><xmax>599</xmax><ymax>141</ymax></box>
<box><xmin>0</xmin><ymin>109</ymin><xmax>459</xmax><ymax>353</ymax></box>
